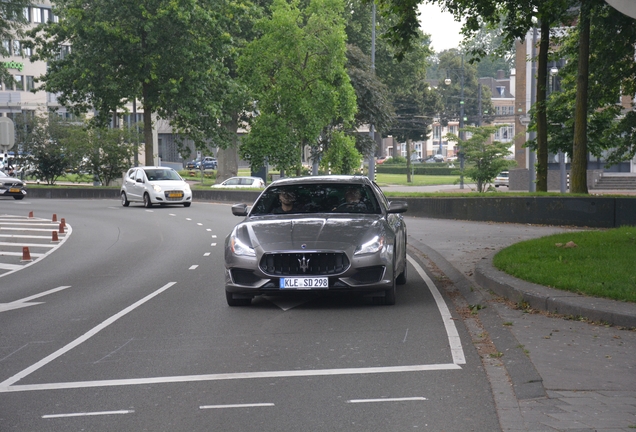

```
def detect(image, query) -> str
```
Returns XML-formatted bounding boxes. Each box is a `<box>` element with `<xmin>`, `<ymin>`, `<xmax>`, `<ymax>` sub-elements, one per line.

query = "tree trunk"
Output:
<box><xmin>216</xmin><ymin>113</ymin><xmax>239</xmax><ymax>184</ymax></box>
<box><xmin>142</xmin><ymin>83</ymin><xmax>154</xmax><ymax>166</ymax></box>
<box><xmin>535</xmin><ymin>19</ymin><xmax>550</xmax><ymax>192</ymax></box>
<box><xmin>571</xmin><ymin>1</ymin><xmax>591</xmax><ymax>194</ymax></box>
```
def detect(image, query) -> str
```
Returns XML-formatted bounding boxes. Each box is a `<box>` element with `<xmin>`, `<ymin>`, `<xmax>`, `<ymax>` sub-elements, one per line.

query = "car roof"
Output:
<box><xmin>268</xmin><ymin>175</ymin><xmax>372</xmax><ymax>187</ymax></box>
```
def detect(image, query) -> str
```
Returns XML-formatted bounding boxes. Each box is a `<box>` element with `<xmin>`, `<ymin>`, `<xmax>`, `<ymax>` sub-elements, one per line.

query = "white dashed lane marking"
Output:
<box><xmin>199</xmin><ymin>403</ymin><xmax>274</xmax><ymax>410</ymax></box>
<box><xmin>189</xmin><ymin>265</ymin><xmax>199</xmax><ymax>270</ymax></box>
<box><xmin>42</xmin><ymin>410</ymin><xmax>134</xmax><ymax>419</ymax></box>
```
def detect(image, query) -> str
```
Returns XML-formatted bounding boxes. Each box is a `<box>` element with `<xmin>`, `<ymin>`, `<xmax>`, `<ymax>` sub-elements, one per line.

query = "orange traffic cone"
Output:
<box><xmin>52</xmin><ymin>214</ymin><xmax>57</xmax><ymax>222</ymax></box>
<box><xmin>59</xmin><ymin>223</ymin><xmax>65</xmax><ymax>234</ymax></box>
<box><xmin>52</xmin><ymin>231</ymin><xmax>59</xmax><ymax>242</ymax></box>
<box><xmin>21</xmin><ymin>247</ymin><xmax>32</xmax><ymax>262</ymax></box>
<box><xmin>28</xmin><ymin>211</ymin><xmax>33</xmax><ymax>218</ymax></box>
<box><xmin>60</xmin><ymin>218</ymin><xmax>66</xmax><ymax>228</ymax></box>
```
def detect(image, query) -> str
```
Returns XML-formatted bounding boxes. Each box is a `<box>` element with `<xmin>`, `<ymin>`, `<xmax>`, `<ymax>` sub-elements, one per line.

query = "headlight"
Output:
<box><xmin>184</xmin><ymin>184</ymin><xmax>191</xmax><ymax>192</ymax></box>
<box><xmin>153</xmin><ymin>184</ymin><xmax>162</xmax><ymax>193</ymax></box>
<box><xmin>230</xmin><ymin>235</ymin><xmax>256</xmax><ymax>257</ymax></box>
<box><xmin>354</xmin><ymin>235</ymin><xmax>385</xmax><ymax>255</ymax></box>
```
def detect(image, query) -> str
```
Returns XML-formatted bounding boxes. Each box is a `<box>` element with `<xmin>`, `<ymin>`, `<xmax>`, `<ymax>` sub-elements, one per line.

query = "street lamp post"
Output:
<box><xmin>549</xmin><ymin>63</ymin><xmax>567</xmax><ymax>193</ymax></box>
<box><xmin>444</xmin><ymin>55</ymin><xmax>465</xmax><ymax>189</ymax></box>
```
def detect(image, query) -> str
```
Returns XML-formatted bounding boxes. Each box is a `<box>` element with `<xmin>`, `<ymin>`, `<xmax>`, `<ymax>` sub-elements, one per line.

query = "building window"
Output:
<box><xmin>449</xmin><ymin>125</ymin><xmax>458</xmax><ymax>136</ymax></box>
<box><xmin>433</xmin><ymin>125</ymin><xmax>441</xmax><ymax>140</ymax></box>
<box><xmin>12</xmin><ymin>40</ymin><xmax>20</xmax><ymax>56</ymax></box>
<box><xmin>59</xmin><ymin>45</ymin><xmax>71</xmax><ymax>59</ymax></box>
<box><xmin>23</xmin><ymin>7</ymin><xmax>30</xmax><ymax>21</ymax></box>
<box><xmin>22</xmin><ymin>44</ymin><xmax>32</xmax><ymax>57</ymax></box>
<box><xmin>32</xmin><ymin>7</ymin><xmax>42</xmax><ymax>23</ymax></box>
<box><xmin>15</xmin><ymin>75</ymin><xmax>24</xmax><ymax>91</ymax></box>
<box><xmin>25</xmin><ymin>76</ymin><xmax>34</xmax><ymax>91</ymax></box>
<box><xmin>43</xmin><ymin>8</ymin><xmax>51</xmax><ymax>22</ymax></box>
<box><xmin>2</xmin><ymin>40</ymin><xmax>10</xmax><ymax>55</ymax></box>
<box><xmin>495</xmin><ymin>125</ymin><xmax>514</xmax><ymax>142</ymax></box>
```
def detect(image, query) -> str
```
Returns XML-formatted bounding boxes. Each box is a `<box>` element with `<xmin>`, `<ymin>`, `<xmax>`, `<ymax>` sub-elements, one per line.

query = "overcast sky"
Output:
<box><xmin>417</xmin><ymin>4</ymin><xmax>464</xmax><ymax>53</ymax></box>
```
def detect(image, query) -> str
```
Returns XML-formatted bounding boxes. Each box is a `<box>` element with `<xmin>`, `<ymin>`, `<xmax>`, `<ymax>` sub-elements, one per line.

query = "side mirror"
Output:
<box><xmin>231</xmin><ymin>203</ymin><xmax>249</xmax><ymax>216</ymax></box>
<box><xmin>387</xmin><ymin>201</ymin><xmax>408</xmax><ymax>214</ymax></box>
<box><xmin>136</xmin><ymin>178</ymin><xmax>143</xmax><ymax>183</ymax></box>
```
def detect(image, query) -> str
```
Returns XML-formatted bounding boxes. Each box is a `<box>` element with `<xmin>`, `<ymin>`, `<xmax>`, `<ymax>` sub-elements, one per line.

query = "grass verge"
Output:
<box><xmin>493</xmin><ymin>226</ymin><xmax>636</xmax><ymax>303</ymax></box>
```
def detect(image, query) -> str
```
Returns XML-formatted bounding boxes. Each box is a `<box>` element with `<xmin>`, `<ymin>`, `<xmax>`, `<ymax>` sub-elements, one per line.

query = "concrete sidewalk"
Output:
<box><xmin>405</xmin><ymin>217</ymin><xmax>636</xmax><ymax>431</ymax></box>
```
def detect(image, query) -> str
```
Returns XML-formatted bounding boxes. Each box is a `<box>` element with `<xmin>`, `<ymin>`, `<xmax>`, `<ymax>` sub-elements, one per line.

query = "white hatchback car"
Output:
<box><xmin>494</xmin><ymin>171</ymin><xmax>509</xmax><ymax>187</ymax></box>
<box><xmin>121</xmin><ymin>166</ymin><xmax>192</xmax><ymax>207</ymax></box>
<box><xmin>211</xmin><ymin>176</ymin><xmax>265</xmax><ymax>189</ymax></box>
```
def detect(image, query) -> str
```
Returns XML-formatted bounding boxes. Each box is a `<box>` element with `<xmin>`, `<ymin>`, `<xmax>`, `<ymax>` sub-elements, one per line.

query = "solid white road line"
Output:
<box><xmin>42</xmin><ymin>410</ymin><xmax>134</xmax><ymax>419</ymax></box>
<box><xmin>0</xmin><ymin>282</ymin><xmax>177</xmax><ymax>389</ymax></box>
<box><xmin>0</xmin><ymin>364</ymin><xmax>462</xmax><ymax>393</ymax></box>
<box><xmin>347</xmin><ymin>397</ymin><xmax>427</xmax><ymax>403</ymax></box>
<box><xmin>200</xmin><ymin>403</ymin><xmax>275</xmax><ymax>409</ymax></box>
<box><xmin>0</xmin><ymin>242</ymin><xmax>56</xmax><ymax>248</ymax></box>
<box><xmin>407</xmin><ymin>255</ymin><xmax>466</xmax><ymax>365</ymax></box>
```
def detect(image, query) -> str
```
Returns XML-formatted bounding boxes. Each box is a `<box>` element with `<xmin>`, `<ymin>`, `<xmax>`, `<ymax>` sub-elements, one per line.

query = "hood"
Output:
<box><xmin>148</xmin><ymin>180</ymin><xmax>188</xmax><ymax>189</ymax></box>
<box><xmin>240</xmin><ymin>215</ymin><xmax>384</xmax><ymax>252</ymax></box>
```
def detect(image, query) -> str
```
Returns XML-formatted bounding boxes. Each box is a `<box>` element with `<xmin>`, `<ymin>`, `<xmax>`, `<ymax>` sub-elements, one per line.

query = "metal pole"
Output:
<box><xmin>459</xmin><ymin>55</ymin><xmax>465</xmax><ymax>189</ymax></box>
<box><xmin>133</xmin><ymin>99</ymin><xmax>138</xmax><ymax>167</ymax></box>
<box><xmin>528</xmin><ymin>27</ymin><xmax>537</xmax><ymax>192</ymax></box>
<box><xmin>367</xmin><ymin>2</ymin><xmax>376</xmax><ymax>181</ymax></box>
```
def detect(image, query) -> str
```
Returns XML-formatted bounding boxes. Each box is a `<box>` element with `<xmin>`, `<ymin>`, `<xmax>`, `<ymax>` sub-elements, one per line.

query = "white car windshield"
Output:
<box><xmin>144</xmin><ymin>169</ymin><xmax>181</xmax><ymax>181</ymax></box>
<box><xmin>250</xmin><ymin>183</ymin><xmax>381</xmax><ymax>216</ymax></box>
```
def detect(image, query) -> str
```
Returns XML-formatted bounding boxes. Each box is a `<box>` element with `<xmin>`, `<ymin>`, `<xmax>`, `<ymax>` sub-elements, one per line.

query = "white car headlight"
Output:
<box><xmin>184</xmin><ymin>184</ymin><xmax>191</xmax><ymax>192</ymax></box>
<box><xmin>231</xmin><ymin>235</ymin><xmax>256</xmax><ymax>257</ymax></box>
<box><xmin>354</xmin><ymin>235</ymin><xmax>385</xmax><ymax>255</ymax></box>
<box><xmin>153</xmin><ymin>184</ymin><xmax>162</xmax><ymax>193</ymax></box>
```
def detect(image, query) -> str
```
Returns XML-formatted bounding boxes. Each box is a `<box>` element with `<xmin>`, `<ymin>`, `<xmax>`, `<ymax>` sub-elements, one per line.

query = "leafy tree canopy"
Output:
<box><xmin>238</xmin><ymin>0</ymin><xmax>357</xmax><ymax>173</ymax></box>
<box><xmin>27</xmin><ymin>0</ymin><xmax>238</xmax><ymax>165</ymax></box>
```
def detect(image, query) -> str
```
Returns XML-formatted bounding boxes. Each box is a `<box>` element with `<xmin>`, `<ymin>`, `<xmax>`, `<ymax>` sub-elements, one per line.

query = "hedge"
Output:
<box><xmin>376</xmin><ymin>164</ymin><xmax>457</xmax><ymax>175</ymax></box>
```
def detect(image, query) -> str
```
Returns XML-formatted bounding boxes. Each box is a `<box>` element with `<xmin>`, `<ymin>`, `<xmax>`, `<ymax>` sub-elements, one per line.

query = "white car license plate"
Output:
<box><xmin>279</xmin><ymin>277</ymin><xmax>328</xmax><ymax>290</ymax></box>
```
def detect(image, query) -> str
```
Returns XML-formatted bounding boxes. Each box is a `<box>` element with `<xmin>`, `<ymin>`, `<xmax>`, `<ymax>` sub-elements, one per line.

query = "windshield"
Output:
<box><xmin>250</xmin><ymin>183</ymin><xmax>381</xmax><ymax>216</ymax></box>
<box><xmin>143</xmin><ymin>169</ymin><xmax>182</xmax><ymax>181</ymax></box>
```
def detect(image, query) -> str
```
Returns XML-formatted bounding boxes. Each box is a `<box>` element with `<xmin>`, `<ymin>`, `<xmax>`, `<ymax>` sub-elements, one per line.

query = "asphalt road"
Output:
<box><xmin>1</xmin><ymin>198</ymin><xmax>499</xmax><ymax>431</ymax></box>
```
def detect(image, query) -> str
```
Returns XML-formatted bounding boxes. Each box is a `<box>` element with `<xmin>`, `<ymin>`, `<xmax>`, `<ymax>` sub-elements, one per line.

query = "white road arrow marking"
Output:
<box><xmin>0</xmin><ymin>286</ymin><xmax>71</xmax><ymax>313</ymax></box>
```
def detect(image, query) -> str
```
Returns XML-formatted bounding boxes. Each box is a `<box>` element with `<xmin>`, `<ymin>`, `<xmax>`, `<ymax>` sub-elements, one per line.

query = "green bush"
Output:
<box><xmin>383</xmin><ymin>156</ymin><xmax>407</xmax><ymax>164</ymax></box>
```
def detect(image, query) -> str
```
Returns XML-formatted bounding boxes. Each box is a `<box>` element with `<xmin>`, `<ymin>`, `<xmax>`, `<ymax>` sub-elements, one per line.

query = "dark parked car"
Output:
<box><xmin>195</xmin><ymin>157</ymin><xmax>217</xmax><ymax>170</ymax></box>
<box><xmin>0</xmin><ymin>170</ymin><xmax>27</xmax><ymax>200</ymax></box>
<box><xmin>224</xmin><ymin>175</ymin><xmax>408</xmax><ymax>306</ymax></box>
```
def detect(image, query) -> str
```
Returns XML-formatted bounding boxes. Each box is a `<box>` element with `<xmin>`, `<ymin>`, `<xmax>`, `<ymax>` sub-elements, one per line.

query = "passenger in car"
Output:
<box><xmin>272</xmin><ymin>191</ymin><xmax>302</xmax><ymax>214</ymax></box>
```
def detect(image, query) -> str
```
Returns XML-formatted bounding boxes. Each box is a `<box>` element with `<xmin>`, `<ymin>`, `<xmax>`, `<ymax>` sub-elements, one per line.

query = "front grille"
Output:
<box><xmin>260</xmin><ymin>252</ymin><xmax>350</xmax><ymax>276</ymax></box>
<box><xmin>164</xmin><ymin>190</ymin><xmax>184</xmax><ymax>201</ymax></box>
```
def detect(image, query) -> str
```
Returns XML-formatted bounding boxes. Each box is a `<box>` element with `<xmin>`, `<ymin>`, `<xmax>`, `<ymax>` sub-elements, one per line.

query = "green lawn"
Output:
<box><xmin>493</xmin><ymin>227</ymin><xmax>636</xmax><ymax>303</ymax></box>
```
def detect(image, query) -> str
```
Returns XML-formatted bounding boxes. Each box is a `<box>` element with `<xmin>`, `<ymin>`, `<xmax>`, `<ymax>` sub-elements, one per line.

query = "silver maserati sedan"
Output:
<box><xmin>224</xmin><ymin>175</ymin><xmax>408</xmax><ymax>306</ymax></box>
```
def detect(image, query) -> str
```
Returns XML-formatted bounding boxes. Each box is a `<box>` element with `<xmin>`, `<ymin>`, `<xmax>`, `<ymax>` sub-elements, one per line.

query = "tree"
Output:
<box><xmin>546</xmin><ymin>1</ymin><xmax>636</xmax><ymax>192</ymax></box>
<box><xmin>26</xmin><ymin>116</ymin><xmax>79</xmax><ymax>185</ymax></box>
<box><xmin>63</xmin><ymin>124</ymin><xmax>142</xmax><ymax>186</ymax></box>
<box><xmin>433</xmin><ymin>49</ymin><xmax>494</xmax><ymax>127</ymax></box>
<box><xmin>320</xmin><ymin>130</ymin><xmax>362</xmax><ymax>174</ymax></box>
<box><xmin>373</xmin><ymin>0</ymin><xmax>575</xmax><ymax>192</ymax></box>
<box><xmin>0</xmin><ymin>0</ymin><xmax>33</xmax><ymax>86</ymax></box>
<box><xmin>238</xmin><ymin>0</ymin><xmax>357</xmax><ymax>174</ymax></box>
<box><xmin>27</xmin><ymin>0</ymin><xmax>236</xmax><ymax>166</ymax></box>
<box><xmin>446</xmin><ymin>125</ymin><xmax>515</xmax><ymax>192</ymax></box>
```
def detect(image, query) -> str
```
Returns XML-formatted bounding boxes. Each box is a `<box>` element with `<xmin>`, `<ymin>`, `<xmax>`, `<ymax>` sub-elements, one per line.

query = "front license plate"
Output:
<box><xmin>9</xmin><ymin>188</ymin><xmax>20</xmax><ymax>193</ymax></box>
<box><xmin>168</xmin><ymin>192</ymin><xmax>183</xmax><ymax>198</ymax></box>
<box><xmin>280</xmin><ymin>277</ymin><xmax>328</xmax><ymax>290</ymax></box>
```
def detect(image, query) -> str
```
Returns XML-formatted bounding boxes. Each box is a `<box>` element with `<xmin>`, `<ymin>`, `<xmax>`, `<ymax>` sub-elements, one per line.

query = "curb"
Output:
<box><xmin>475</xmin><ymin>252</ymin><xmax>636</xmax><ymax>328</ymax></box>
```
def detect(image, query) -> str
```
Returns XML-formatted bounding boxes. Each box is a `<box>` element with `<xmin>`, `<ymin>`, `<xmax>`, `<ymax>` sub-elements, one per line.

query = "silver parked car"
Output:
<box><xmin>0</xmin><ymin>170</ymin><xmax>27</xmax><ymax>200</ymax></box>
<box><xmin>120</xmin><ymin>166</ymin><xmax>192</xmax><ymax>207</ymax></box>
<box><xmin>224</xmin><ymin>175</ymin><xmax>408</xmax><ymax>306</ymax></box>
<box><xmin>211</xmin><ymin>176</ymin><xmax>265</xmax><ymax>189</ymax></box>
